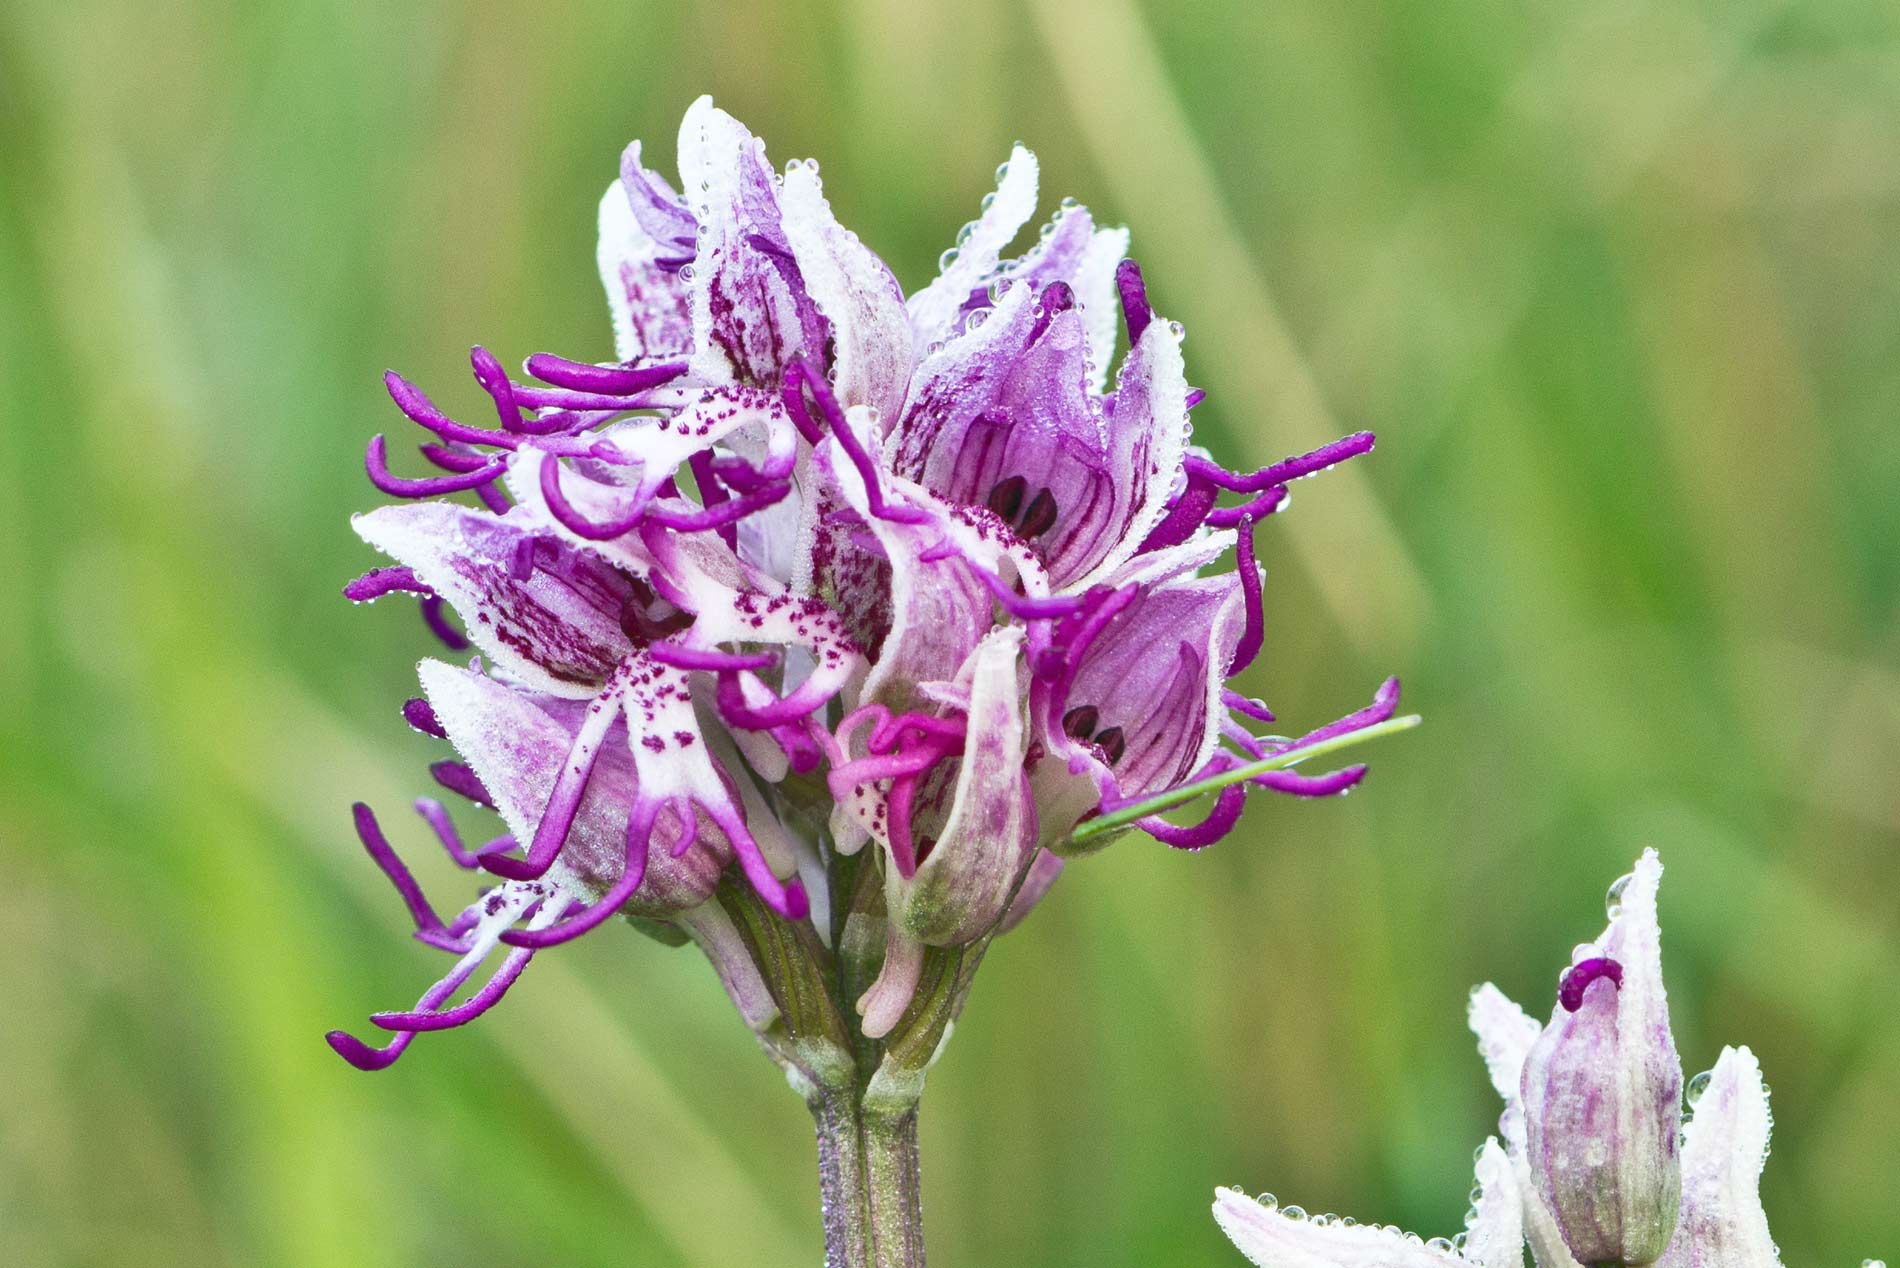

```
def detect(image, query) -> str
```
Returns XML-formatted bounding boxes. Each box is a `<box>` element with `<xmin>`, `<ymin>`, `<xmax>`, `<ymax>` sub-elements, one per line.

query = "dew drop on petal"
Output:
<box><xmin>1687</xmin><ymin>1070</ymin><xmax>1713</xmax><ymax>1105</ymax></box>
<box><xmin>1280</xmin><ymin>1205</ymin><xmax>1307</xmax><ymax>1222</ymax></box>
<box><xmin>938</xmin><ymin>247</ymin><xmax>960</xmax><ymax>273</ymax></box>
<box><xmin>1426</xmin><ymin>1237</ymin><xmax>1455</xmax><ymax>1253</ymax></box>
<box><xmin>1606</xmin><ymin>871</ymin><xmax>1632</xmax><ymax>918</ymax></box>
<box><xmin>1253</xmin><ymin>1192</ymin><xmax>1277</xmax><ymax>1211</ymax></box>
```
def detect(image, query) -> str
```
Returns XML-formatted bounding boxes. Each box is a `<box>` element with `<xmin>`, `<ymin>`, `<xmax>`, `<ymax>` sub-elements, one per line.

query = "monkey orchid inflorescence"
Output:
<box><xmin>330</xmin><ymin>96</ymin><xmax>1412</xmax><ymax>1266</ymax></box>
<box><xmin>1213</xmin><ymin>851</ymin><xmax>1863</xmax><ymax>1268</ymax></box>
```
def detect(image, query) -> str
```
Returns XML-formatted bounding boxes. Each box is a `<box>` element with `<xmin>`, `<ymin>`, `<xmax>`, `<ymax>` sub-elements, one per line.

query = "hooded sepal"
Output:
<box><xmin>888</xmin><ymin>627</ymin><xmax>1037</xmax><ymax>946</ymax></box>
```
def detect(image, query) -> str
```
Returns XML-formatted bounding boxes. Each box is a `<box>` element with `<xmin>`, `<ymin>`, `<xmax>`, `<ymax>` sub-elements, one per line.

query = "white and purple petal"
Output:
<box><xmin>352</xmin><ymin>503</ymin><xmax>634</xmax><ymax>696</ymax></box>
<box><xmin>1655</xmin><ymin>1047</ymin><xmax>1784</xmax><ymax>1268</ymax></box>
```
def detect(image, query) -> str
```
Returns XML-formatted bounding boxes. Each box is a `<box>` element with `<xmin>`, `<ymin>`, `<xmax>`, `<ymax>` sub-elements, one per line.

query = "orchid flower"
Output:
<box><xmin>332</xmin><ymin>96</ymin><xmax>1408</xmax><ymax>1075</ymax></box>
<box><xmin>1213</xmin><ymin>851</ymin><xmax>1853</xmax><ymax>1268</ymax></box>
<box><xmin>331</xmin><ymin>94</ymin><xmax>1413</xmax><ymax>1268</ymax></box>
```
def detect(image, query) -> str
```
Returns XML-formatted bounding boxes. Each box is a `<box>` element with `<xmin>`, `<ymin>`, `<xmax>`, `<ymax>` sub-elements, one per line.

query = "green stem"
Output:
<box><xmin>1067</xmin><ymin>713</ymin><xmax>1422</xmax><ymax>845</ymax></box>
<box><xmin>811</xmin><ymin>1091</ymin><xmax>926</xmax><ymax>1268</ymax></box>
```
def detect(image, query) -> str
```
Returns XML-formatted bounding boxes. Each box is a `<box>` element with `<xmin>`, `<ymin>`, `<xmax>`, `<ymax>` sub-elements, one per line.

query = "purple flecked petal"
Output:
<box><xmin>777</xmin><ymin>161</ymin><xmax>915</xmax><ymax>423</ymax></box>
<box><xmin>596</xmin><ymin>165</ymin><xmax>695</xmax><ymax>365</ymax></box>
<box><xmin>353</xmin><ymin>502</ymin><xmax>634</xmax><ymax>696</ymax></box>
<box><xmin>676</xmin><ymin>98</ymin><xmax>826</xmax><ymax>390</ymax></box>
<box><xmin>1521</xmin><ymin>849</ymin><xmax>1682</xmax><ymax>1266</ymax></box>
<box><xmin>612</xmin><ymin>648</ymin><xmax>807</xmax><ymax>920</ymax></box>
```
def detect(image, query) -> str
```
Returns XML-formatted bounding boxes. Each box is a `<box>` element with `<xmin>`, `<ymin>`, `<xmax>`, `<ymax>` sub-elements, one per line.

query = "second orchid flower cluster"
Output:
<box><xmin>1215</xmin><ymin>851</ymin><xmax>1834</xmax><ymax>1268</ymax></box>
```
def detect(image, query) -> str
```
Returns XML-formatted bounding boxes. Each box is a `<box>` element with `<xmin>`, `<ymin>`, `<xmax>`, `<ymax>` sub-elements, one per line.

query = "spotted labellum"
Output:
<box><xmin>328</xmin><ymin>97</ymin><xmax>1408</xmax><ymax>1075</ymax></box>
<box><xmin>1213</xmin><ymin>851</ymin><xmax>1833</xmax><ymax>1268</ymax></box>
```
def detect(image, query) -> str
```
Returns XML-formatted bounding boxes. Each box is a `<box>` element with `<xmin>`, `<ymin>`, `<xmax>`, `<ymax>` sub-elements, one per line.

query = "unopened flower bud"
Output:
<box><xmin>1520</xmin><ymin>850</ymin><xmax>1682</xmax><ymax>1266</ymax></box>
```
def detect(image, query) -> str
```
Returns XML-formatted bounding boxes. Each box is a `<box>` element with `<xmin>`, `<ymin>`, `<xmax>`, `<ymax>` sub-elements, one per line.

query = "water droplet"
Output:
<box><xmin>1451</xmin><ymin>1232</ymin><xmax>1470</xmax><ymax>1251</ymax></box>
<box><xmin>938</xmin><ymin>247</ymin><xmax>960</xmax><ymax>273</ymax></box>
<box><xmin>1426</xmin><ymin>1237</ymin><xmax>1455</xmax><ymax>1253</ymax></box>
<box><xmin>968</xmin><ymin>309</ymin><xmax>991</xmax><ymax>330</ymax></box>
<box><xmin>784</xmin><ymin>158</ymin><xmax>800</xmax><ymax>175</ymax></box>
<box><xmin>1167</xmin><ymin>319</ymin><xmax>1186</xmax><ymax>341</ymax></box>
<box><xmin>994</xmin><ymin>160</ymin><xmax>1012</xmax><ymax>182</ymax></box>
<box><xmin>679</xmin><ymin>264</ymin><xmax>696</xmax><ymax>282</ymax></box>
<box><xmin>956</xmin><ymin>221</ymin><xmax>976</xmax><ymax>246</ymax></box>
<box><xmin>1468</xmin><ymin>1186</ymin><xmax>1484</xmax><ymax>1206</ymax></box>
<box><xmin>1310</xmin><ymin>1213</ymin><xmax>1335</xmax><ymax>1228</ymax></box>
<box><xmin>1059</xmin><ymin>195</ymin><xmax>1079</xmax><ymax>210</ymax></box>
<box><xmin>1280</xmin><ymin>1205</ymin><xmax>1307</xmax><ymax>1222</ymax></box>
<box><xmin>1471</xmin><ymin>1143</ymin><xmax>1488</xmax><ymax>1163</ymax></box>
<box><xmin>979</xmin><ymin>191</ymin><xmax>996</xmax><ymax>212</ymax></box>
<box><xmin>1687</xmin><ymin>1070</ymin><xmax>1713</xmax><ymax>1105</ymax></box>
<box><xmin>1253</xmin><ymin>1192</ymin><xmax>1277</xmax><ymax>1211</ymax></box>
<box><xmin>1860</xmin><ymin>1260</ymin><xmax>1886</xmax><ymax>1268</ymax></box>
<box><xmin>1606</xmin><ymin>872</ymin><xmax>1632</xmax><ymax>918</ymax></box>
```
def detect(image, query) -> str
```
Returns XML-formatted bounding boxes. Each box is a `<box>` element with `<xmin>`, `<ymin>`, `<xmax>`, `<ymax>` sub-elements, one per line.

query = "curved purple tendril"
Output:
<box><xmin>500</xmin><ymin>811</ymin><xmax>654</xmax><ymax>948</ymax></box>
<box><xmin>343</xmin><ymin>566</ymin><xmax>426</xmax><ymax>602</ymax></box>
<box><xmin>787</xmin><ymin>358</ymin><xmax>927</xmax><ymax>524</ymax></box>
<box><xmin>1138</xmin><ymin>784</ymin><xmax>1246</xmax><ymax>851</ymax></box>
<box><xmin>1227</xmin><ymin>517</ymin><xmax>1264</xmax><ymax>676</ymax></box>
<box><xmin>351</xmin><ymin>802</ymin><xmax>449</xmax><ymax>936</ymax></box>
<box><xmin>1116</xmin><ymin>259</ymin><xmax>1153</xmax><ymax>344</ymax></box>
<box><xmin>366</xmin><ymin>435</ymin><xmax>508</xmax><ymax>498</ymax></box>
<box><xmin>401</xmin><ymin>697</ymin><xmax>447</xmax><ymax>737</ymax></box>
<box><xmin>383</xmin><ymin>370</ymin><xmax>519</xmax><ymax>449</ymax></box>
<box><xmin>647</xmin><ymin>642</ymin><xmax>778</xmax><ymax>673</ymax></box>
<box><xmin>538</xmin><ymin>456</ymin><xmax>649</xmax><ymax>540</ymax></box>
<box><xmin>412</xmin><ymin>798</ymin><xmax>508</xmax><ymax>870</ymax></box>
<box><xmin>1204</xmin><ymin>484</ymin><xmax>1288</xmax><ymax>530</ymax></box>
<box><xmin>1559</xmin><ymin>956</ymin><xmax>1624</xmax><ymax>1012</ymax></box>
<box><xmin>419</xmin><ymin>593</ymin><xmax>471</xmax><ymax>651</ymax></box>
<box><xmin>430</xmin><ymin>760</ymin><xmax>495</xmax><ymax>809</ymax></box>
<box><xmin>1222</xmin><ymin>689</ymin><xmax>1276</xmax><ymax>724</ymax></box>
<box><xmin>525</xmin><ymin>354</ymin><xmax>687</xmax><ymax>396</ymax></box>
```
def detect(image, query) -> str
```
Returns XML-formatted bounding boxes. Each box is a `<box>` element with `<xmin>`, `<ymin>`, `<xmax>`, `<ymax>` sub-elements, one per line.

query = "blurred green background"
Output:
<box><xmin>3</xmin><ymin>0</ymin><xmax>1896</xmax><ymax>1263</ymax></box>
